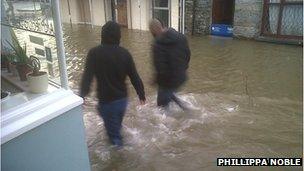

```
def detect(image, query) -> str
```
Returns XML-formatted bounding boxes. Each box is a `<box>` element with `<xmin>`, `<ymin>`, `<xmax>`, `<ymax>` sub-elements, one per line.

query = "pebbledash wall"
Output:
<box><xmin>185</xmin><ymin>0</ymin><xmax>263</xmax><ymax>38</ymax></box>
<box><xmin>233</xmin><ymin>0</ymin><xmax>263</xmax><ymax>38</ymax></box>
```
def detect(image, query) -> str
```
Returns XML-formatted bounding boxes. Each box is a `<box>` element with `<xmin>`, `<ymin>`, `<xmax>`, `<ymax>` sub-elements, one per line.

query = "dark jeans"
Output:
<box><xmin>157</xmin><ymin>87</ymin><xmax>187</xmax><ymax>110</ymax></box>
<box><xmin>98</xmin><ymin>98</ymin><xmax>127</xmax><ymax>146</ymax></box>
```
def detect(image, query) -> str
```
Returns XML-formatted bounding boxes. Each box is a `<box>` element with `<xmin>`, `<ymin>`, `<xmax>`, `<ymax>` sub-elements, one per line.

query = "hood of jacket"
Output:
<box><xmin>101</xmin><ymin>21</ymin><xmax>121</xmax><ymax>45</ymax></box>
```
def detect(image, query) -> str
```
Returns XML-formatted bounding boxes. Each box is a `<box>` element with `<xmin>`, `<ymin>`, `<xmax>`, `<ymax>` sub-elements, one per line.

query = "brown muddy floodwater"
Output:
<box><xmin>63</xmin><ymin>24</ymin><xmax>302</xmax><ymax>171</ymax></box>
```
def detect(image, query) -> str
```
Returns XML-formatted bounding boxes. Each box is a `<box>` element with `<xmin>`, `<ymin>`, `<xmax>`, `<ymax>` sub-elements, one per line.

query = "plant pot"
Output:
<box><xmin>1</xmin><ymin>60</ymin><xmax>8</xmax><ymax>69</ymax></box>
<box><xmin>9</xmin><ymin>63</ymin><xmax>18</xmax><ymax>76</ymax></box>
<box><xmin>27</xmin><ymin>71</ymin><xmax>48</xmax><ymax>93</ymax></box>
<box><xmin>6</xmin><ymin>61</ymin><xmax>11</xmax><ymax>73</ymax></box>
<box><xmin>16</xmin><ymin>64</ymin><xmax>32</xmax><ymax>81</ymax></box>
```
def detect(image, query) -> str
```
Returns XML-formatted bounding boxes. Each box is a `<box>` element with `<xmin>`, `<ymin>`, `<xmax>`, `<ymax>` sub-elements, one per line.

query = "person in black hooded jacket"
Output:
<box><xmin>149</xmin><ymin>19</ymin><xmax>191</xmax><ymax>110</ymax></box>
<box><xmin>80</xmin><ymin>21</ymin><xmax>145</xmax><ymax>147</ymax></box>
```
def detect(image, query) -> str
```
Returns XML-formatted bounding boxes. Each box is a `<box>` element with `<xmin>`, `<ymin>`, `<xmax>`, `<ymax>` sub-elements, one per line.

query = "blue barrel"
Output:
<box><xmin>211</xmin><ymin>24</ymin><xmax>233</xmax><ymax>37</ymax></box>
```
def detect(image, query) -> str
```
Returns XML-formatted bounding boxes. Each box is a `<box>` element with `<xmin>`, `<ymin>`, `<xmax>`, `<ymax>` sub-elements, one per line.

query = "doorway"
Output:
<box><xmin>115</xmin><ymin>0</ymin><xmax>128</xmax><ymax>27</ymax></box>
<box><xmin>212</xmin><ymin>0</ymin><xmax>235</xmax><ymax>25</ymax></box>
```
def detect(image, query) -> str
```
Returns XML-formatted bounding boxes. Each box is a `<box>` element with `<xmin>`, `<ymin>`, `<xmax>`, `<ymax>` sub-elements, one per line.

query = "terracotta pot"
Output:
<box><xmin>9</xmin><ymin>63</ymin><xmax>18</xmax><ymax>76</ymax></box>
<box><xmin>6</xmin><ymin>62</ymin><xmax>11</xmax><ymax>73</ymax></box>
<box><xmin>16</xmin><ymin>64</ymin><xmax>32</xmax><ymax>81</ymax></box>
<box><xmin>1</xmin><ymin>60</ymin><xmax>7</xmax><ymax>69</ymax></box>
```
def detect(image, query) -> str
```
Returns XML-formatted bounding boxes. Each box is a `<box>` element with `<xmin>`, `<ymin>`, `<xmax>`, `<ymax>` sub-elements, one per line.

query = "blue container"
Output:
<box><xmin>211</xmin><ymin>24</ymin><xmax>233</xmax><ymax>37</ymax></box>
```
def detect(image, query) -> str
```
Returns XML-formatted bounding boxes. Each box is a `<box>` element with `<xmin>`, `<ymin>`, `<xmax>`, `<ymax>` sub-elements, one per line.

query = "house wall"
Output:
<box><xmin>1</xmin><ymin>106</ymin><xmax>91</xmax><ymax>171</ymax></box>
<box><xmin>91</xmin><ymin>0</ymin><xmax>112</xmax><ymax>26</ymax></box>
<box><xmin>185</xmin><ymin>0</ymin><xmax>263</xmax><ymax>38</ymax></box>
<box><xmin>60</xmin><ymin>0</ymin><xmax>179</xmax><ymax>31</ymax></box>
<box><xmin>233</xmin><ymin>0</ymin><xmax>263</xmax><ymax>38</ymax></box>
<box><xmin>59</xmin><ymin>0</ymin><xmax>92</xmax><ymax>25</ymax></box>
<box><xmin>59</xmin><ymin>0</ymin><xmax>70</xmax><ymax>23</ymax></box>
<box><xmin>185</xmin><ymin>0</ymin><xmax>211</xmax><ymax>35</ymax></box>
<box><xmin>185</xmin><ymin>0</ymin><xmax>194</xmax><ymax>34</ymax></box>
<box><xmin>79</xmin><ymin>0</ymin><xmax>91</xmax><ymax>24</ymax></box>
<box><xmin>171</xmin><ymin>0</ymin><xmax>179</xmax><ymax>31</ymax></box>
<box><xmin>128</xmin><ymin>0</ymin><xmax>150</xmax><ymax>30</ymax></box>
<box><xmin>127</xmin><ymin>0</ymin><xmax>179</xmax><ymax>31</ymax></box>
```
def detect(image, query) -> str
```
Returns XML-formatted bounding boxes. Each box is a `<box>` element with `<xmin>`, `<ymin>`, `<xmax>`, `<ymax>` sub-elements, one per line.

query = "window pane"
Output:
<box><xmin>281</xmin><ymin>5</ymin><xmax>303</xmax><ymax>36</ymax></box>
<box><xmin>1</xmin><ymin>0</ymin><xmax>61</xmax><ymax>85</ymax></box>
<box><xmin>153</xmin><ymin>9</ymin><xmax>169</xmax><ymax>27</ymax></box>
<box><xmin>154</xmin><ymin>0</ymin><xmax>169</xmax><ymax>8</ymax></box>
<box><xmin>266</xmin><ymin>5</ymin><xmax>280</xmax><ymax>34</ymax></box>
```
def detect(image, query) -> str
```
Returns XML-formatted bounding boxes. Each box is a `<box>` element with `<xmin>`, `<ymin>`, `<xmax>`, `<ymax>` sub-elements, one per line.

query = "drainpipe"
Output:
<box><xmin>138</xmin><ymin>0</ymin><xmax>141</xmax><ymax>31</ymax></box>
<box><xmin>179</xmin><ymin>0</ymin><xmax>182</xmax><ymax>32</ymax></box>
<box><xmin>182</xmin><ymin>0</ymin><xmax>185</xmax><ymax>34</ymax></box>
<box><xmin>89</xmin><ymin>0</ymin><xmax>93</xmax><ymax>27</ymax></box>
<box><xmin>111</xmin><ymin>0</ymin><xmax>116</xmax><ymax>21</ymax></box>
<box><xmin>52</xmin><ymin>0</ymin><xmax>69</xmax><ymax>89</ymax></box>
<box><xmin>191</xmin><ymin>0</ymin><xmax>196</xmax><ymax>35</ymax></box>
<box><xmin>67</xmin><ymin>0</ymin><xmax>72</xmax><ymax>26</ymax></box>
<box><xmin>104</xmin><ymin>0</ymin><xmax>107</xmax><ymax>23</ymax></box>
<box><xmin>129</xmin><ymin>0</ymin><xmax>133</xmax><ymax>29</ymax></box>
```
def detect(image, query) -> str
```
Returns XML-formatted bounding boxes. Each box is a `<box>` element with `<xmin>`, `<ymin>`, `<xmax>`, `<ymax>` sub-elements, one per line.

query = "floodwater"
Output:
<box><xmin>63</xmin><ymin>24</ymin><xmax>302</xmax><ymax>171</ymax></box>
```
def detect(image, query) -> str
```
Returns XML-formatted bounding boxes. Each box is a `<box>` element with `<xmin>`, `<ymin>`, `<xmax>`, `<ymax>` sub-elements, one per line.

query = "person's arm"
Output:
<box><xmin>127</xmin><ymin>52</ymin><xmax>146</xmax><ymax>103</ymax></box>
<box><xmin>80</xmin><ymin>49</ymin><xmax>95</xmax><ymax>98</ymax></box>
<box><xmin>152</xmin><ymin>44</ymin><xmax>169</xmax><ymax>80</ymax></box>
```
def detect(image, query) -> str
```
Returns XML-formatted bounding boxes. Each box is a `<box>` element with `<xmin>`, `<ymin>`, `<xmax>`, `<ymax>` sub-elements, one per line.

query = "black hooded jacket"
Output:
<box><xmin>152</xmin><ymin>28</ymin><xmax>191</xmax><ymax>89</ymax></box>
<box><xmin>80</xmin><ymin>21</ymin><xmax>145</xmax><ymax>103</ymax></box>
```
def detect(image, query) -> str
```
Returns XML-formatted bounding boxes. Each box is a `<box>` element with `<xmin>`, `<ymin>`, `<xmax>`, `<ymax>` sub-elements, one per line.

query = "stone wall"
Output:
<box><xmin>233</xmin><ymin>0</ymin><xmax>264</xmax><ymax>38</ymax></box>
<box><xmin>185</xmin><ymin>0</ymin><xmax>263</xmax><ymax>38</ymax></box>
<box><xmin>185</xmin><ymin>0</ymin><xmax>211</xmax><ymax>35</ymax></box>
<box><xmin>193</xmin><ymin>0</ymin><xmax>212</xmax><ymax>35</ymax></box>
<box><xmin>185</xmin><ymin>0</ymin><xmax>194</xmax><ymax>34</ymax></box>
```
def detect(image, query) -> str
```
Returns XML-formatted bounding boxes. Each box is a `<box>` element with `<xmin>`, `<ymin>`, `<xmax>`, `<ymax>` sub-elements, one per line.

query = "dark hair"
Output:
<box><xmin>101</xmin><ymin>21</ymin><xmax>121</xmax><ymax>44</ymax></box>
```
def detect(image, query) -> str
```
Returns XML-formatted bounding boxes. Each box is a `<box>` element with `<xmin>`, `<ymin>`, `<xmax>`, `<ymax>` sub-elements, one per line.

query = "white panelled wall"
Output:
<box><xmin>59</xmin><ymin>0</ymin><xmax>181</xmax><ymax>32</ymax></box>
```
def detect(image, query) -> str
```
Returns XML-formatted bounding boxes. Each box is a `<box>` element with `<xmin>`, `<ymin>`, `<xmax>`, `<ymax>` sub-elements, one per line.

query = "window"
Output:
<box><xmin>261</xmin><ymin>0</ymin><xmax>303</xmax><ymax>39</ymax></box>
<box><xmin>1</xmin><ymin>0</ymin><xmax>69</xmax><ymax>112</ymax></box>
<box><xmin>152</xmin><ymin>0</ymin><xmax>170</xmax><ymax>27</ymax></box>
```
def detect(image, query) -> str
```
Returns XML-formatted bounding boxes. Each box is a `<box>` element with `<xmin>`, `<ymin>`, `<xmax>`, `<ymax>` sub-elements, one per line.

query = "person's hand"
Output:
<box><xmin>140</xmin><ymin>100</ymin><xmax>146</xmax><ymax>105</ymax></box>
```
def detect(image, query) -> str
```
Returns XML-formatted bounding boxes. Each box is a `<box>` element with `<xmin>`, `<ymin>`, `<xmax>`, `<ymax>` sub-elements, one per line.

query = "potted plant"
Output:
<box><xmin>1</xmin><ymin>52</ymin><xmax>9</xmax><ymax>70</ymax></box>
<box><xmin>1</xmin><ymin>50</ymin><xmax>18</xmax><ymax>75</ymax></box>
<box><xmin>27</xmin><ymin>56</ymin><xmax>48</xmax><ymax>93</ymax></box>
<box><xmin>6</xmin><ymin>40</ymin><xmax>32</xmax><ymax>81</ymax></box>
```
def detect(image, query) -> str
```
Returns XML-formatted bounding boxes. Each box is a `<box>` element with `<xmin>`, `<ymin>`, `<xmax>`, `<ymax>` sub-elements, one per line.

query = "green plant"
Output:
<box><xmin>4</xmin><ymin>52</ymin><xmax>17</xmax><ymax>63</ymax></box>
<box><xmin>6</xmin><ymin>38</ymin><xmax>30</xmax><ymax>65</ymax></box>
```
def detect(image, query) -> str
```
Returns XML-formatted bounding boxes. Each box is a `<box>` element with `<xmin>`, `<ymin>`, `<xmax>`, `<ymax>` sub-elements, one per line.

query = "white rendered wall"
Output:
<box><xmin>128</xmin><ymin>0</ymin><xmax>150</xmax><ymax>30</ymax></box>
<box><xmin>171</xmin><ymin>0</ymin><xmax>179</xmax><ymax>30</ymax></box>
<box><xmin>91</xmin><ymin>0</ymin><xmax>106</xmax><ymax>26</ymax></box>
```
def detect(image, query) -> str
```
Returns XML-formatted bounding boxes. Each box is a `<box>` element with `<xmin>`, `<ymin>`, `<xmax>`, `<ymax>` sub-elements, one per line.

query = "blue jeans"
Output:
<box><xmin>98</xmin><ymin>98</ymin><xmax>127</xmax><ymax>146</ymax></box>
<box><xmin>157</xmin><ymin>87</ymin><xmax>187</xmax><ymax>110</ymax></box>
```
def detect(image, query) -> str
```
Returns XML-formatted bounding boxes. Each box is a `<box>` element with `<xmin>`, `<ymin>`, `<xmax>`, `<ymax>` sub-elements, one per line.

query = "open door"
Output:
<box><xmin>212</xmin><ymin>0</ymin><xmax>235</xmax><ymax>25</ymax></box>
<box><xmin>116</xmin><ymin>0</ymin><xmax>128</xmax><ymax>27</ymax></box>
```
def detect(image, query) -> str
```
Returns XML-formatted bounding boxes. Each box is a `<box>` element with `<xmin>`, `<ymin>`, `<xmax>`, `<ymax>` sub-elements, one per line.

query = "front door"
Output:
<box><xmin>116</xmin><ymin>0</ymin><xmax>128</xmax><ymax>27</ymax></box>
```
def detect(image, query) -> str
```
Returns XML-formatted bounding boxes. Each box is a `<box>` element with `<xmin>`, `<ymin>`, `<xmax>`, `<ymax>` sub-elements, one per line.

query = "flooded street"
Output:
<box><xmin>63</xmin><ymin>24</ymin><xmax>302</xmax><ymax>171</ymax></box>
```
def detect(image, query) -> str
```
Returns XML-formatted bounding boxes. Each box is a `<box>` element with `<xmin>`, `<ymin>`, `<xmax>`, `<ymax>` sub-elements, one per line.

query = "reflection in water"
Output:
<box><xmin>63</xmin><ymin>24</ymin><xmax>302</xmax><ymax>171</ymax></box>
